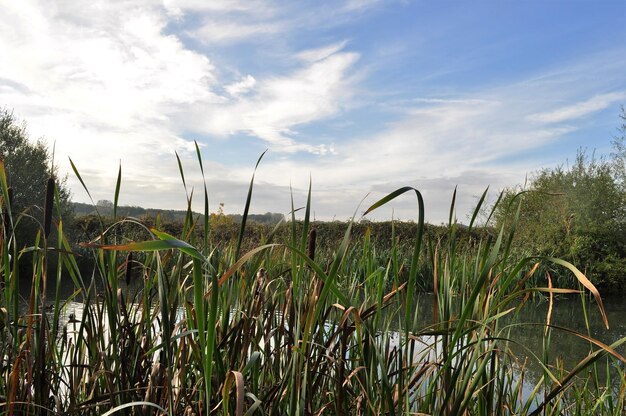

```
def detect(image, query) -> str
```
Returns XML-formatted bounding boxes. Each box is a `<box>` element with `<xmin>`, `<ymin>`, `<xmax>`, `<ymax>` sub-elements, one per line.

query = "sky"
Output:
<box><xmin>1</xmin><ymin>0</ymin><xmax>625</xmax><ymax>224</ymax></box>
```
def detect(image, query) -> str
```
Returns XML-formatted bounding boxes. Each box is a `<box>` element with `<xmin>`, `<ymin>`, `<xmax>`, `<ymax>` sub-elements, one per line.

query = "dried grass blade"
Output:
<box><xmin>214</xmin><ymin>244</ymin><xmax>278</xmax><ymax>288</ymax></box>
<box><xmin>543</xmin><ymin>256</ymin><xmax>608</xmax><ymax>329</ymax></box>
<box><xmin>223</xmin><ymin>370</ymin><xmax>246</xmax><ymax>416</ymax></box>
<box><xmin>546</xmin><ymin>272</ymin><xmax>553</xmax><ymax>335</ymax></box>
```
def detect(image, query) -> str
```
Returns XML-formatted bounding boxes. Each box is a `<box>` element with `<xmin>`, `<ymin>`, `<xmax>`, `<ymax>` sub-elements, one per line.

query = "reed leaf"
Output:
<box><xmin>113</xmin><ymin>163</ymin><xmax>121</xmax><ymax>219</ymax></box>
<box><xmin>541</xmin><ymin>256</ymin><xmax>608</xmax><ymax>329</ymax></box>
<box><xmin>101</xmin><ymin>401</ymin><xmax>168</xmax><ymax>416</ymax></box>
<box><xmin>194</xmin><ymin>140</ymin><xmax>210</xmax><ymax>252</ymax></box>
<box><xmin>235</xmin><ymin>150</ymin><xmax>267</xmax><ymax>261</ymax></box>
<box><xmin>222</xmin><ymin>370</ymin><xmax>245</xmax><ymax>416</ymax></box>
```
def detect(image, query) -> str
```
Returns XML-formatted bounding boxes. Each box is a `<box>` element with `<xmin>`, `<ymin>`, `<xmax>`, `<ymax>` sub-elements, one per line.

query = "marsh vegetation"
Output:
<box><xmin>2</xmin><ymin>143</ymin><xmax>626</xmax><ymax>416</ymax></box>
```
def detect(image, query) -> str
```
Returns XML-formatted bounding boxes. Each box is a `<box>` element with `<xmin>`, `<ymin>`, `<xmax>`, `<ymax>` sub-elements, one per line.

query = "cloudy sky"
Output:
<box><xmin>1</xmin><ymin>0</ymin><xmax>625</xmax><ymax>223</ymax></box>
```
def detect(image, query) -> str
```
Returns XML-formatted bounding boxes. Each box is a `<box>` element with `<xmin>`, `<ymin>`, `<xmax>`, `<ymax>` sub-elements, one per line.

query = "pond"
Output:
<box><xmin>16</xmin><ymin>271</ymin><xmax>626</xmax><ymax>414</ymax></box>
<box><xmin>34</xmin><ymin>274</ymin><xmax>626</xmax><ymax>379</ymax></box>
<box><xmin>411</xmin><ymin>292</ymin><xmax>626</xmax><ymax>366</ymax></box>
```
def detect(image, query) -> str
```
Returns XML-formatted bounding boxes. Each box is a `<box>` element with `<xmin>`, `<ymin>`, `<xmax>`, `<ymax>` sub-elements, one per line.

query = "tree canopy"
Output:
<box><xmin>611</xmin><ymin>106</ymin><xmax>626</xmax><ymax>188</ymax></box>
<box><xmin>0</xmin><ymin>108</ymin><xmax>71</xmax><ymax>247</ymax></box>
<box><xmin>494</xmin><ymin>109</ymin><xmax>626</xmax><ymax>289</ymax></box>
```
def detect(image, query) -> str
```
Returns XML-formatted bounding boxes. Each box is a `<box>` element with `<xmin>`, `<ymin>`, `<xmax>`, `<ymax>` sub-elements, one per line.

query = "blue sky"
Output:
<box><xmin>1</xmin><ymin>0</ymin><xmax>625</xmax><ymax>223</ymax></box>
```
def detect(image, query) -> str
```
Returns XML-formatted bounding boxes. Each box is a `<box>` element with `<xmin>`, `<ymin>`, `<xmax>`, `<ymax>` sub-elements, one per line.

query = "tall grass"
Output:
<box><xmin>0</xmin><ymin>152</ymin><xmax>625</xmax><ymax>415</ymax></box>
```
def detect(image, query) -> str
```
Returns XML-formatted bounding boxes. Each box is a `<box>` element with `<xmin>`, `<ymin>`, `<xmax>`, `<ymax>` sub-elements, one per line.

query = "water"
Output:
<box><xmin>41</xmin><ymin>279</ymin><xmax>626</xmax><ymax>372</ymax></box>
<box><xmin>20</xmin><ymin>275</ymin><xmax>626</xmax><ymax>409</ymax></box>
<box><xmin>411</xmin><ymin>292</ymin><xmax>626</xmax><ymax>368</ymax></box>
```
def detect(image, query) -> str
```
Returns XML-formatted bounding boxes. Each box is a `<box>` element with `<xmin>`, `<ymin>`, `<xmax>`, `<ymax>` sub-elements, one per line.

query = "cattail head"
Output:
<box><xmin>125</xmin><ymin>252</ymin><xmax>133</xmax><ymax>285</ymax></box>
<box><xmin>306</xmin><ymin>228</ymin><xmax>316</xmax><ymax>261</ymax></box>
<box><xmin>0</xmin><ymin>307</ymin><xmax>6</xmax><ymax>331</ymax></box>
<box><xmin>43</xmin><ymin>177</ymin><xmax>55</xmax><ymax>238</ymax></box>
<box><xmin>255</xmin><ymin>267</ymin><xmax>266</xmax><ymax>289</ymax></box>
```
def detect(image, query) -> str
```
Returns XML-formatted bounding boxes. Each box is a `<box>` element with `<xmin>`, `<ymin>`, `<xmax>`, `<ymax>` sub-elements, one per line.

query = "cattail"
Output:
<box><xmin>43</xmin><ymin>177</ymin><xmax>55</xmax><ymax>238</ymax></box>
<box><xmin>117</xmin><ymin>288</ymin><xmax>130</xmax><ymax>327</ymax></box>
<box><xmin>0</xmin><ymin>307</ymin><xmax>6</xmax><ymax>331</ymax></box>
<box><xmin>255</xmin><ymin>267</ymin><xmax>266</xmax><ymax>292</ymax></box>
<box><xmin>125</xmin><ymin>252</ymin><xmax>133</xmax><ymax>285</ymax></box>
<box><xmin>306</xmin><ymin>228</ymin><xmax>316</xmax><ymax>261</ymax></box>
<box><xmin>2</xmin><ymin>187</ymin><xmax>11</xmax><ymax>237</ymax></box>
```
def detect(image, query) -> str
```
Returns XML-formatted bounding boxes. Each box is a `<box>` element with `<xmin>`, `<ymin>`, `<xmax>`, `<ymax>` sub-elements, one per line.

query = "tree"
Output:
<box><xmin>494</xmin><ymin>147</ymin><xmax>626</xmax><ymax>289</ymax></box>
<box><xmin>0</xmin><ymin>108</ymin><xmax>72</xmax><ymax>247</ymax></box>
<box><xmin>611</xmin><ymin>106</ymin><xmax>626</xmax><ymax>191</ymax></box>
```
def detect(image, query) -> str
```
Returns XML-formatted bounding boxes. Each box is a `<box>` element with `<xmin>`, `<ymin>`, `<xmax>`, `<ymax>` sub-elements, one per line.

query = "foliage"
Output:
<box><xmin>494</xmin><ymin>145</ymin><xmax>626</xmax><ymax>289</ymax></box>
<box><xmin>2</xmin><ymin>150</ymin><xmax>625</xmax><ymax>416</ymax></box>
<box><xmin>71</xmin><ymin>210</ymin><xmax>493</xmax><ymax>292</ymax></box>
<box><xmin>0</xmin><ymin>108</ymin><xmax>72</xmax><ymax>249</ymax></box>
<box><xmin>610</xmin><ymin>106</ymin><xmax>626</xmax><ymax>188</ymax></box>
<box><xmin>72</xmin><ymin>200</ymin><xmax>284</xmax><ymax>226</ymax></box>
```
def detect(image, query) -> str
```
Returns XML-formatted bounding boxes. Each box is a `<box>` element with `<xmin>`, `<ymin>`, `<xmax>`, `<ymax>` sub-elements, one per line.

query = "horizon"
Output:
<box><xmin>1</xmin><ymin>1</ymin><xmax>625</xmax><ymax>223</ymax></box>
<box><xmin>70</xmin><ymin>199</ymin><xmax>469</xmax><ymax>225</ymax></box>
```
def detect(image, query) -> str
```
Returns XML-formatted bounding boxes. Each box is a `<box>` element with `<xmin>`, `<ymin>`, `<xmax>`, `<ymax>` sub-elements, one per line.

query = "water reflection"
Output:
<box><xmin>412</xmin><ymin>293</ymin><xmax>626</xmax><ymax>382</ymax></box>
<box><xmin>27</xmin><ymin>276</ymin><xmax>626</xmax><ymax>405</ymax></box>
<box><xmin>33</xmin><ymin>277</ymin><xmax>626</xmax><ymax>355</ymax></box>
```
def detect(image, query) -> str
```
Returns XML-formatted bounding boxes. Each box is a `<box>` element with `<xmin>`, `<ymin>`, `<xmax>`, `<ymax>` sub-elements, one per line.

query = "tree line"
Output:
<box><xmin>2</xmin><ymin>107</ymin><xmax>626</xmax><ymax>291</ymax></box>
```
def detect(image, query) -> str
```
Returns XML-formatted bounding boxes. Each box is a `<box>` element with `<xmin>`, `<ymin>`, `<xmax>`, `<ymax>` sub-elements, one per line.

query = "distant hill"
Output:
<box><xmin>71</xmin><ymin>201</ymin><xmax>285</xmax><ymax>225</ymax></box>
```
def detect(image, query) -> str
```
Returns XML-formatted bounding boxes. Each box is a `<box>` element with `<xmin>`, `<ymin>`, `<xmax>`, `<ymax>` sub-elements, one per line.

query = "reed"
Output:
<box><xmin>43</xmin><ymin>177</ymin><xmax>55</xmax><ymax>239</ymax></box>
<box><xmin>0</xmin><ymin>153</ymin><xmax>624</xmax><ymax>415</ymax></box>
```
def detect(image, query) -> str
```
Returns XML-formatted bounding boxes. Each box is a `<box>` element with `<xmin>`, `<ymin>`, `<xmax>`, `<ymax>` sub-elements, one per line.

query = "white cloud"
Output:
<box><xmin>190</xmin><ymin>19</ymin><xmax>282</xmax><ymax>44</ymax></box>
<box><xmin>408</xmin><ymin>98</ymin><xmax>494</xmax><ymax>106</ymax></box>
<box><xmin>169</xmin><ymin>0</ymin><xmax>282</xmax><ymax>44</ymax></box>
<box><xmin>242</xmin><ymin>52</ymin><xmax>359</xmax><ymax>143</ymax></box>
<box><xmin>296</xmin><ymin>41</ymin><xmax>350</xmax><ymax>62</ymax></box>
<box><xmin>0</xmin><ymin>1</ymin><xmax>363</xmax><ymax>212</ymax></box>
<box><xmin>342</xmin><ymin>0</ymin><xmax>384</xmax><ymax>12</ymax></box>
<box><xmin>0</xmin><ymin>0</ymin><xmax>220</xmax><ymax>198</ymax></box>
<box><xmin>190</xmin><ymin>49</ymin><xmax>360</xmax><ymax>151</ymax></box>
<box><xmin>181</xmin><ymin>0</ymin><xmax>392</xmax><ymax>45</ymax></box>
<box><xmin>528</xmin><ymin>92</ymin><xmax>626</xmax><ymax>124</ymax></box>
<box><xmin>225</xmin><ymin>75</ymin><xmax>257</xmax><ymax>96</ymax></box>
<box><xmin>163</xmin><ymin>0</ymin><xmax>276</xmax><ymax>17</ymax></box>
<box><xmin>243</xmin><ymin>84</ymin><xmax>609</xmax><ymax>221</ymax></box>
<box><xmin>0</xmin><ymin>1</ymin><xmax>218</xmax><ymax>129</ymax></box>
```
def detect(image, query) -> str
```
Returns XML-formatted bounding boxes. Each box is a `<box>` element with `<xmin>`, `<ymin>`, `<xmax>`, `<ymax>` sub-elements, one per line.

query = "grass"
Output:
<box><xmin>1</xmin><ymin>152</ymin><xmax>625</xmax><ymax>415</ymax></box>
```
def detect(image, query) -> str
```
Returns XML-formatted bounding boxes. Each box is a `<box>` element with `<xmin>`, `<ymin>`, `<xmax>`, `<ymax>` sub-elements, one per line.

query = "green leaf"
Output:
<box><xmin>235</xmin><ymin>149</ymin><xmax>267</xmax><ymax>261</ymax></box>
<box><xmin>84</xmin><ymin>229</ymin><xmax>206</xmax><ymax>262</ymax></box>
<box><xmin>113</xmin><ymin>163</ymin><xmax>122</xmax><ymax>219</ymax></box>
